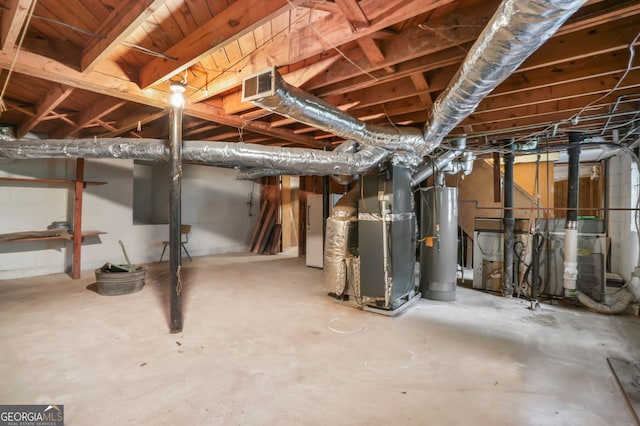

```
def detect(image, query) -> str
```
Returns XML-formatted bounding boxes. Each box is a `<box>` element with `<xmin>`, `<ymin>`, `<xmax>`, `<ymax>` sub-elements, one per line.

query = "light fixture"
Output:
<box><xmin>169</xmin><ymin>80</ymin><xmax>185</xmax><ymax>108</ymax></box>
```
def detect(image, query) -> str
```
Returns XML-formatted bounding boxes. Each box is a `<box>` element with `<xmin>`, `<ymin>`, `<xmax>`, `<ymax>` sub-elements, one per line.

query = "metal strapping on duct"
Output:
<box><xmin>358</xmin><ymin>212</ymin><xmax>416</xmax><ymax>222</ymax></box>
<box><xmin>0</xmin><ymin>138</ymin><xmax>391</xmax><ymax>176</ymax></box>
<box><xmin>248</xmin><ymin>0</ymin><xmax>585</xmax><ymax>158</ymax></box>
<box><xmin>234</xmin><ymin>167</ymin><xmax>294</xmax><ymax>180</ymax></box>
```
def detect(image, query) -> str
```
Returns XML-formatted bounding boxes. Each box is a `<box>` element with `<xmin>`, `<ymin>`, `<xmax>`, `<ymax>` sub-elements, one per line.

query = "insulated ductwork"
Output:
<box><xmin>245</xmin><ymin>69</ymin><xmax>424</xmax><ymax>153</ymax></box>
<box><xmin>424</xmin><ymin>0</ymin><xmax>585</xmax><ymax>147</ymax></box>
<box><xmin>0</xmin><ymin>138</ymin><xmax>391</xmax><ymax>176</ymax></box>
<box><xmin>233</xmin><ymin>141</ymin><xmax>365</xmax><ymax>181</ymax></box>
<box><xmin>246</xmin><ymin>0</ymin><xmax>585</xmax><ymax>157</ymax></box>
<box><xmin>577</xmin><ymin>289</ymin><xmax>635</xmax><ymax>315</ymax></box>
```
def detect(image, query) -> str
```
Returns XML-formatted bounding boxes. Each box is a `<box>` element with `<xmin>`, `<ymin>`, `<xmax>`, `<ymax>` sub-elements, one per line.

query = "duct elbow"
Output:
<box><xmin>461</xmin><ymin>152</ymin><xmax>475</xmax><ymax>175</ymax></box>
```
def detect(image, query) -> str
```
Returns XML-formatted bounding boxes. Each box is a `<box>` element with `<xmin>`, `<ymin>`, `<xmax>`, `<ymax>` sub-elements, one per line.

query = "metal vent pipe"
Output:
<box><xmin>503</xmin><ymin>151</ymin><xmax>515</xmax><ymax>297</ymax></box>
<box><xmin>563</xmin><ymin>131</ymin><xmax>582</xmax><ymax>297</ymax></box>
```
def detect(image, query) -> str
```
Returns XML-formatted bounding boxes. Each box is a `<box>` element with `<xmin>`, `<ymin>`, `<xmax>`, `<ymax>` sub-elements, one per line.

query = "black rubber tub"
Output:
<box><xmin>95</xmin><ymin>264</ymin><xmax>146</xmax><ymax>296</ymax></box>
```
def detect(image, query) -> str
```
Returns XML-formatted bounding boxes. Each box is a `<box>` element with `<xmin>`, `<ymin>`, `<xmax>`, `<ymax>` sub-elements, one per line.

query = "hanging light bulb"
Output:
<box><xmin>169</xmin><ymin>80</ymin><xmax>185</xmax><ymax>108</ymax></box>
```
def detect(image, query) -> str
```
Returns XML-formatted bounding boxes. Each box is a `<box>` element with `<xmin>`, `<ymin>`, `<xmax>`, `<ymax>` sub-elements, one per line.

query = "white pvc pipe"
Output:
<box><xmin>563</xmin><ymin>225</ymin><xmax>579</xmax><ymax>296</ymax></box>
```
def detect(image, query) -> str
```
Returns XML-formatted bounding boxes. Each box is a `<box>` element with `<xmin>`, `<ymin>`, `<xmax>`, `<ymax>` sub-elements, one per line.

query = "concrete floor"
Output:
<box><xmin>1</xmin><ymin>251</ymin><xmax>639</xmax><ymax>425</ymax></box>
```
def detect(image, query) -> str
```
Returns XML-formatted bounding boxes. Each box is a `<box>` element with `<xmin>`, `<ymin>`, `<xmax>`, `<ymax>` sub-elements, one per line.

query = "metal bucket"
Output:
<box><xmin>95</xmin><ymin>266</ymin><xmax>146</xmax><ymax>296</ymax></box>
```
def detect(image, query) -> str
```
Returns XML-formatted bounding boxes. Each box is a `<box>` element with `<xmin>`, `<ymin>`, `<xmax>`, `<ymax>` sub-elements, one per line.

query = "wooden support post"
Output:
<box><xmin>72</xmin><ymin>158</ymin><xmax>84</xmax><ymax>279</ymax></box>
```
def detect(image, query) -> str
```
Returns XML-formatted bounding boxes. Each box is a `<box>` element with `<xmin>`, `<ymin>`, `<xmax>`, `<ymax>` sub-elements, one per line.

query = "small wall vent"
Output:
<box><xmin>242</xmin><ymin>68</ymin><xmax>276</xmax><ymax>102</ymax></box>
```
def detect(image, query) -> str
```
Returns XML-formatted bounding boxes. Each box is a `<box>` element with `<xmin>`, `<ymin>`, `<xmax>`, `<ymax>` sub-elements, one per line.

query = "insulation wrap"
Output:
<box><xmin>324</xmin><ymin>216</ymin><xmax>357</xmax><ymax>295</ymax></box>
<box><xmin>423</xmin><ymin>0</ymin><xmax>586</xmax><ymax>150</ymax></box>
<box><xmin>183</xmin><ymin>141</ymin><xmax>391</xmax><ymax>175</ymax></box>
<box><xmin>0</xmin><ymin>138</ymin><xmax>168</xmax><ymax>160</ymax></box>
<box><xmin>254</xmin><ymin>74</ymin><xmax>426</xmax><ymax>153</ymax></box>
<box><xmin>0</xmin><ymin>139</ymin><xmax>391</xmax><ymax>177</ymax></box>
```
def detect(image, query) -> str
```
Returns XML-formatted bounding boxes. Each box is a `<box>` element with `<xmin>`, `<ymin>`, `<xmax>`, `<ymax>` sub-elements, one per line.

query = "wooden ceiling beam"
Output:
<box><xmin>558</xmin><ymin>0</ymin><xmax>640</xmax><ymax>36</ymax></box>
<box><xmin>358</xmin><ymin>68</ymin><xmax>640</xmax><ymax>128</ymax></box>
<box><xmin>81</xmin><ymin>0</ymin><xmax>168</xmax><ymax>72</ymax></box>
<box><xmin>356</xmin><ymin>37</ymin><xmax>394</xmax><ymax>73</ymax></box>
<box><xmin>0</xmin><ymin>48</ymin><xmax>322</xmax><ymax>147</ymax></box>
<box><xmin>490</xmin><ymin>51</ymin><xmax>640</xmax><ymax>98</ymax></box>
<box><xmin>51</xmin><ymin>98</ymin><xmax>127</xmax><ymax>138</ymax></box>
<box><xmin>138</xmin><ymin>0</ymin><xmax>303</xmax><ymax>89</ymax></box>
<box><xmin>335</xmin><ymin>0</ymin><xmax>369</xmax><ymax>31</ymax></box>
<box><xmin>464</xmin><ymin>87</ymin><xmax>640</xmax><ymax>126</ymax></box>
<box><xmin>300</xmin><ymin>1</ymin><xmax>341</xmax><ymax>14</ymax></box>
<box><xmin>3</xmin><ymin>99</ymin><xmax>35</xmax><ymax>117</ymax></box>
<box><xmin>520</xmin><ymin>14</ymin><xmax>640</xmax><ymax>72</ymax></box>
<box><xmin>304</xmin><ymin>0</ymin><xmax>497</xmax><ymax>92</ymax></box>
<box><xmin>305</xmin><ymin>3</ymin><xmax>638</xmax><ymax>97</ymax></box>
<box><xmin>188</xmin><ymin>0</ymin><xmax>456</xmax><ymax>101</ymax></box>
<box><xmin>95</xmin><ymin>119</ymin><xmax>118</xmax><ymax>133</ymax></box>
<box><xmin>204</xmin><ymin>131</ymin><xmax>243</xmax><ymax>141</ymax></box>
<box><xmin>392</xmin><ymin>91</ymin><xmax>638</xmax><ymax>134</ymax></box>
<box><xmin>457</xmin><ymin>101</ymin><xmax>638</xmax><ymax>135</ymax></box>
<box><xmin>22</xmin><ymin>36</ymin><xmax>81</xmax><ymax>69</ymax></box>
<box><xmin>99</xmin><ymin>111</ymin><xmax>167</xmax><ymax>138</ymax></box>
<box><xmin>313</xmin><ymin>44</ymin><xmax>469</xmax><ymax>97</ymax></box>
<box><xmin>1</xmin><ymin>0</ymin><xmax>34</xmax><ymax>51</ymax></box>
<box><xmin>184</xmin><ymin>124</ymin><xmax>220</xmax><ymax>138</ymax></box>
<box><xmin>409</xmin><ymin>72</ymin><xmax>433</xmax><ymax>109</ymax></box>
<box><xmin>17</xmin><ymin>85</ymin><xmax>74</xmax><ymax>138</ymax></box>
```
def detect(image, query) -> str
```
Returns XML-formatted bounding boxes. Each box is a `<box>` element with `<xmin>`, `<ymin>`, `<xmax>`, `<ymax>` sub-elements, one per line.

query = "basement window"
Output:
<box><xmin>132</xmin><ymin>161</ymin><xmax>169</xmax><ymax>224</ymax></box>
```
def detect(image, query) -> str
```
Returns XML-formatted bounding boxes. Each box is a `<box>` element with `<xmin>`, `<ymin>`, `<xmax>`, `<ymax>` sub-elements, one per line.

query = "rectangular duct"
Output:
<box><xmin>242</xmin><ymin>67</ymin><xmax>276</xmax><ymax>102</ymax></box>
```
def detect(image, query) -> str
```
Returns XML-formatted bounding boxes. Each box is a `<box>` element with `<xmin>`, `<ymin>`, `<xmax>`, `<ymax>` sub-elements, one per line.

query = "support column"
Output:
<box><xmin>169</xmin><ymin>103</ymin><xmax>183</xmax><ymax>333</ymax></box>
<box><xmin>503</xmin><ymin>151</ymin><xmax>514</xmax><ymax>297</ymax></box>
<box><xmin>563</xmin><ymin>131</ymin><xmax>582</xmax><ymax>297</ymax></box>
<box><xmin>72</xmin><ymin>158</ymin><xmax>84</xmax><ymax>279</ymax></box>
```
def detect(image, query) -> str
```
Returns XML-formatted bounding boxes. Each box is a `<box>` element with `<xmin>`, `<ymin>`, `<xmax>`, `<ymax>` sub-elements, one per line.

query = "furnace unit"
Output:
<box><xmin>356</xmin><ymin>166</ymin><xmax>419</xmax><ymax>314</ymax></box>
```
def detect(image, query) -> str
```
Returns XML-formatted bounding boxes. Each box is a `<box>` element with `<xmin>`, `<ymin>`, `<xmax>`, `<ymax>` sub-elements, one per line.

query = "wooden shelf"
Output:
<box><xmin>1</xmin><ymin>230</ymin><xmax>106</xmax><ymax>243</ymax></box>
<box><xmin>1</xmin><ymin>159</ymin><xmax>103</xmax><ymax>279</ymax></box>
<box><xmin>0</xmin><ymin>177</ymin><xmax>106</xmax><ymax>186</ymax></box>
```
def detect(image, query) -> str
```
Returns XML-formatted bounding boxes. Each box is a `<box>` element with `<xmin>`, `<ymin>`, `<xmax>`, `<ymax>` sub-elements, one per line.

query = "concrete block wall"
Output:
<box><xmin>0</xmin><ymin>158</ymin><xmax>259</xmax><ymax>279</ymax></box>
